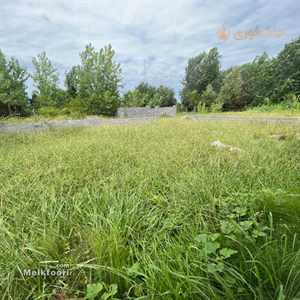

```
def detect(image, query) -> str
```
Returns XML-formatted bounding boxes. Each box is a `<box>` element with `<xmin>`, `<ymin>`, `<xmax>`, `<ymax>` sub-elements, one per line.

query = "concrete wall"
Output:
<box><xmin>117</xmin><ymin>106</ymin><xmax>176</xmax><ymax>118</ymax></box>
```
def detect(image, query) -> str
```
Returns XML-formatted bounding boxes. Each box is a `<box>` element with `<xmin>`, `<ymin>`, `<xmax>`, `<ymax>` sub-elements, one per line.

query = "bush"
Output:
<box><xmin>197</xmin><ymin>102</ymin><xmax>208</xmax><ymax>113</ymax></box>
<box><xmin>88</xmin><ymin>91</ymin><xmax>120</xmax><ymax>116</ymax></box>
<box><xmin>176</xmin><ymin>103</ymin><xmax>184</xmax><ymax>113</ymax></box>
<box><xmin>37</xmin><ymin>106</ymin><xmax>61</xmax><ymax>117</ymax></box>
<box><xmin>247</xmin><ymin>93</ymin><xmax>300</xmax><ymax>113</ymax></box>
<box><xmin>210</xmin><ymin>100</ymin><xmax>223</xmax><ymax>112</ymax></box>
<box><xmin>200</xmin><ymin>84</ymin><xmax>217</xmax><ymax>108</ymax></box>
<box><xmin>61</xmin><ymin>97</ymin><xmax>88</xmax><ymax>118</ymax></box>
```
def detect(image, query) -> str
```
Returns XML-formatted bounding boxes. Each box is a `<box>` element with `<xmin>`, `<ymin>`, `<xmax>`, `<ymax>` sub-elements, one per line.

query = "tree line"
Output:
<box><xmin>0</xmin><ymin>37</ymin><xmax>299</xmax><ymax>117</ymax></box>
<box><xmin>182</xmin><ymin>37</ymin><xmax>300</xmax><ymax>112</ymax></box>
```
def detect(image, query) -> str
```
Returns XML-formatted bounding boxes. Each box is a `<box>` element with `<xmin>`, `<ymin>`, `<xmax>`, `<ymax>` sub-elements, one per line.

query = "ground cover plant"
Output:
<box><xmin>0</xmin><ymin>118</ymin><xmax>300</xmax><ymax>299</ymax></box>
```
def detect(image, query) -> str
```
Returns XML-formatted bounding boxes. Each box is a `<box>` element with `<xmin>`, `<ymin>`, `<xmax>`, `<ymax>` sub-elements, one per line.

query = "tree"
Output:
<box><xmin>76</xmin><ymin>43</ymin><xmax>122</xmax><ymax>115</ymax></box>
<box><xmin>217</xmin><ymin>68</ymin><xmax>246</xmax><ymax>111</ymax></box>
<box><xmin>32</xmin><ymin>52</ymin><xmax>59</xmax><ymax>108</ymax></box>
<box><xmin>184</xmin><ymin>90</ymin><xmax>201</xmax><ymax>111</ymax></box>
<box><xmin>0</xmin><ymin>50</ymin><xmax>11</xmax><ymax>114</ymax></box>
<box><xmin>240</xmin><ymin>53</ymin><xmax>276</xmax><ymax>106</ymax></box>
<box><xmin>122</xmin><ymin>90</ymin><xmax>144</xmax><ymax>107</ymax></box>
<box><xmin>274</xmin><ymin>37</ymin><xmax>300</xmax><ymax>99</ymax></box>
<box><xmin>200</xmin><ymin>84</ymin><xmax>217</xmax><ymax>108</ymax></box>
<box><xmin>65</xmin><ymin>66</ymin><xmax>80</xmax><ymax>98</ymax></box>
<box><xmin>0</xmin><ymin>50</ymin><xmax>29</xmax><ymax>115</ymax></box>
<box><xmin>155</xmin><ymin>85</ymin><xmax>177</xmax><ymax>107</ymax></box>
<box><xmin>181</xmin><ymin>48</ymin><xmax>221</xmax><ymax>110</ymax></box>
<box><xmin>122</xmin><ymin>83</ymin><xmax>176</xmax><ymax>108</ymax></box>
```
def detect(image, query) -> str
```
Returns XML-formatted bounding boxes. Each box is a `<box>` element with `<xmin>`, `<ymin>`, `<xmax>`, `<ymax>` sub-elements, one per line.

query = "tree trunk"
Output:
<box><xmin>8</xmin><ymin>103</ymin><xmax>12</xmax><ymax>115</ymax></box>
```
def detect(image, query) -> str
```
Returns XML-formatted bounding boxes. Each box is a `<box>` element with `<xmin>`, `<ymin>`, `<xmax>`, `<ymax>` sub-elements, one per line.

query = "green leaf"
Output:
<box><xmin>102</xmin><ymin>284</ymin><xmax>118</xmax><ymax>300</ymax></box>
<box><xmin>210</xmin><ymin>233</ymin><xmax>220</xmax><ymax>241</ymax></box>
<box><xmin>207</xmin><ymin>262</ymin><xmax>224</xmax><ymax>273</ymax></box>
<box><xmin>220</xmin><ymin>221</ymin><xmax>235</xmax><ymax>234</ymax></box>
<box><xmin>276</xmin><ymin>284</ymin><xmax>285</xmax><ymax>300</ymax></box>
<box><xmin>86</xmin><ymin>283</ymin><xmax>104</xmax><ymax>300</ymax></box>
<box><xmin>219</xmin><ymin>248</ymin><xmax>238</xmax><ymax>259</ymax></box>
<box><xmin>240</xmin><ymin>220</ymin><xmax>254</xmax><ymax>231</ymax></box>
<box><xmin>127</xmin><ymin>262</ymin><xmax>141</xmax><ymax>278</ymax></box>
<box><xmin>194</xmin><ymin>233</ymin><xmax>208</xmax><ymax>243</ymax></box>
<box><xmin>205</xmin><ymin>241</ymin><xmax>221</xmax><ymax>255</ymax></box>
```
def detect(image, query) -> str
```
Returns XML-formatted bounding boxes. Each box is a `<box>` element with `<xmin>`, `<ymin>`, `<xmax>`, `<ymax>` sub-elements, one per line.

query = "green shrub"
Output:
<box><xmin>197</xmin><ymin>102</ymin><xmax>208</xmax><ymax>113</ymax></box>
<box><xmin>88</xmin><ymin>91</ymin><xmax>119</xmax><ymax>116</ymax></box>
<box><xmin>200</xmin><ymin>84</ymin><xmax>217</xmax><ymax>108</ymax></box>
<box><xmin>210</xmin><ymin>100</ymin><xmax>223</xmax><ymax>112</ymax></box>
<box><xmin>37</xmin><ymin>106</ymin><xmax>61</xmax><ymax>117</ymax></box>
<box><xmin>61</xmin><ymin>97</ymin><xmax>88</xmax><ymax>118</ymax></box>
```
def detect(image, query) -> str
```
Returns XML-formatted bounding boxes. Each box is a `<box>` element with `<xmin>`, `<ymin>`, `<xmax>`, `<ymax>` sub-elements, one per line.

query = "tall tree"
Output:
<box><xmin>217</xmin><ymin>68</ymin><xmax>246</xmax><ymax>111</ymax></box>
<box><xmin>65</xmin><ymin>66</ymin><xmax>80</xmax><ymax>98</ymax></box>
<box><xmin>240</xmin><ymin>53</ymin><xmax>276</xmax><ymax>106</ymax></box>
<box><xmin>0</xmin><ymin>50</ymin><xmax>10</xmax><ymax>114</ymax></box>
<box><xmin>274</xmin><ymin>37</ymin><xmax>300</xmax><ymax>99</ymax></box>
<box><xmin>200</xmin><ymin>84</ymin><xmax>217</xmax><ymax>108</ymax></box>
<box><xmin>76</xmin><ymin>43</ymin><xmax>122</xmax><ymax>115</ymax></box>
<box><xmin>122</xmin><ymin>82</ymin><xmax>176</xmax><ymax>108</ymax></box>
<box><xmin>0</xmin><ymin>50</ymin><xmax>29</xmax><ymax>115</ymax></box>
<box><xmin>6</xmin><ymin>58</ymin><xmax>29</xmax><ymax>114</ymax></box>
<box><xmin>122</xmin><ymin>82</ymin><xmax>156</xmax><ymax>107</ymax></box>
<box><xmin>181</xmin><ymin>48</ymin><xmax>221</xmax><ymax>110</ymax></box>
<box><xmin>32</xmin><ymin>52</ymin><xmax>59</xmax><ymax>108</ymax></box>
<box><xmin>155</xmin><ymin>85</ymin><xmax>177</xmax><ymax>107</ymax></box>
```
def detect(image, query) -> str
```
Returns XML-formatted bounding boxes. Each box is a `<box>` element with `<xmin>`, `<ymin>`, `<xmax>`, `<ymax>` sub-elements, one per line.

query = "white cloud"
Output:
<box><xmin>0</xmin><ymin>0</ymin><xmax>299</xmax><ymax>96</ymax></box>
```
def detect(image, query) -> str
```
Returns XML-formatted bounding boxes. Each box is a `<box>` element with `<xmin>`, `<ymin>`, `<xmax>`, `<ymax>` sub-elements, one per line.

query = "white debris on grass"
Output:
<box><xmin>270</xmin><ymin>134</ymin><xmax>287</xmax><ymax>141</ymax></box>
<box><xmin>211</xmin><ymin>140</ymin><xmax>242</xmax><ymax>153</ymax></box>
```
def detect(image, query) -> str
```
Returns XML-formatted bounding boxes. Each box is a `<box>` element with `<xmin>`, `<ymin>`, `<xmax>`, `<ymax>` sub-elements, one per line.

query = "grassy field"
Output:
<box><xmin>0</xmin><ymin>118</ymin><xmax>300</xmax><ymax>299</ymax></box>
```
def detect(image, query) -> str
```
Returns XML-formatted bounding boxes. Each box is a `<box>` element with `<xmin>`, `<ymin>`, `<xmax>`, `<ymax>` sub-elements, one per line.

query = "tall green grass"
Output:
<box><xmin>247</xmin><ymin>100</ymin><xmax>300</xmax><ymax>114</ymax></box>
<box><xmin>0</xmin><ymin>118</ymin><xmax>300</xmax><ymax>299</ymax></box>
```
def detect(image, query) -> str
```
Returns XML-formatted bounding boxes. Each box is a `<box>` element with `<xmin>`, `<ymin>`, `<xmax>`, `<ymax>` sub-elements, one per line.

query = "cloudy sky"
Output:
<box><xmin>1</xmin><ymin>0</ymin><xmax>300</xmax><ymax>96</ymax></box>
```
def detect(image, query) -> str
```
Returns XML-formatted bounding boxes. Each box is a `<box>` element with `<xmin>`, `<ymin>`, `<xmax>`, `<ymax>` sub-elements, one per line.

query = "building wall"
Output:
<box><xmin>117</xmin><ymin>106</ymin><xmax>176</xmax><ymax>118</ymax></box>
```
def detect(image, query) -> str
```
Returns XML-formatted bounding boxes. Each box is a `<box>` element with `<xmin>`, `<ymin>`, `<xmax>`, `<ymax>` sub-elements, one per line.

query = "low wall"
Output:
<box><xmin>117</xmin><ymin>105</ymin><xmax>176</xmax><ymax>118</ymax></box>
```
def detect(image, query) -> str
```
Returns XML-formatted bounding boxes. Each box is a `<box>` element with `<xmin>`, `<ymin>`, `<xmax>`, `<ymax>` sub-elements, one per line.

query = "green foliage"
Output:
<box><xmin>248</xmin><ymin>93</ymin><xmax>300</xmax><ymax>113</ymax></box>
<box><xmin>88</xmin><ymin>90</ymin><xmax>119</xmax><ymax>116</ymax></box>
<box><xmin>181</xmin><ymin>37</ymin><xmax>300</xmax><ymax>112</ymax></box>
<box><xmin>62</xmin><ymin>97</ymin><xmax>88</xmax><ymax>117</ymax></box>
<box><xmin>123</xmin><ymin>82</ymin><xmax>156</xmax><ymax>107</ymax></box>
<box><xmin>122</xmin><ymin>82</ymin><xmax>176</xmax><ymax>108</ymax></box>
<box><xmin>197</xmin><ymin>101</ymin><xmax>208</xmax><ymax>113</ymax></box>
<box><xmin>32</xmin><ymin>52</ymin><xmax>59</xmax><ymax>108</ymax></box>
<box><xmin>65</xmin><ymin>66</ymin><xmax>80</xmax><ymax>98</ymax></box>
<box><xmin>0</xmin><ymin>50</ymin><xmax>29</xmax><ymax>115</ymax></box>
<box><xmin>200</xmin><ymin>84</ymin><xmax>217</xmax><ymax>108</ymax></box>
<box><xmin>86</xmin><ymin>283</ymin><xmax>103</xmax><ymax>299</ymax></box>
<box><xmin>85</xmin><ymin>282</ymin><xmax>118</xmax><ymax>300</ymax></box>
<box><xmin>155</xmin><ymin>85</ymin><xmax>177</xmax><ymax>107</ymax></box>
<box><xmin>184</xmin><ymin>90</ymin><xmax>201</xmax><ymax>111</ymax></box>
<box><xmin>274</xmin><ymin>37</ymin><xmax>300</xmax><ymax>99</ymax></box>
<box><xmin>181</xmin><ymin>47</ymin><xmax>221</xmax><ymax>111</ymax></box>
<box><xmin>240</xmin><ymin>53</ymin><xmax>276</xmax><ymax>107</ymax></box>
<box><xmin>210</xmin><ymin>100</ymin><xmax>223</xmax><ymax>112</ymax></box>
<box><xmin>76</xmin><ymin>43</ymin><xmax>122</xmax><ymax>115</ymax></box>
<box><xmin>217</xmin><ymin>68</ymin><xmax>246</xmax><ymax>110</ymax></box>
<box><xmin>37</xmin><ymin>106</ymin><xmax>61</xmax><ymax>117</ymax></box>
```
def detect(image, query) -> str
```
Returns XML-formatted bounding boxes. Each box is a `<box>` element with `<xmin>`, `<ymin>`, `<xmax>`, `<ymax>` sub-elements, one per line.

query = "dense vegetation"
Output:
<box><xmin>1</xmin><ymin>118</ymin><xmax>300</xmax><ymax>299</ymax></box>
<box><xmin>0</xmin><ymin>37</ymin><xmax>300</xmax><ymax>118</ymax></box>
<box><xmin>182</xmin><ymin>38</ymin><xmax>300</xmax><ymax>112</ymax></box>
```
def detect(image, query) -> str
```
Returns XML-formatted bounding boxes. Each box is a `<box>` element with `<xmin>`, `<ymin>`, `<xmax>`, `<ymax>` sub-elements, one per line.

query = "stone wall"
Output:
<box><xmin>117</xmin><ymin>105</ymin><xmax>176</xmax><ymax>118</ymax></box>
